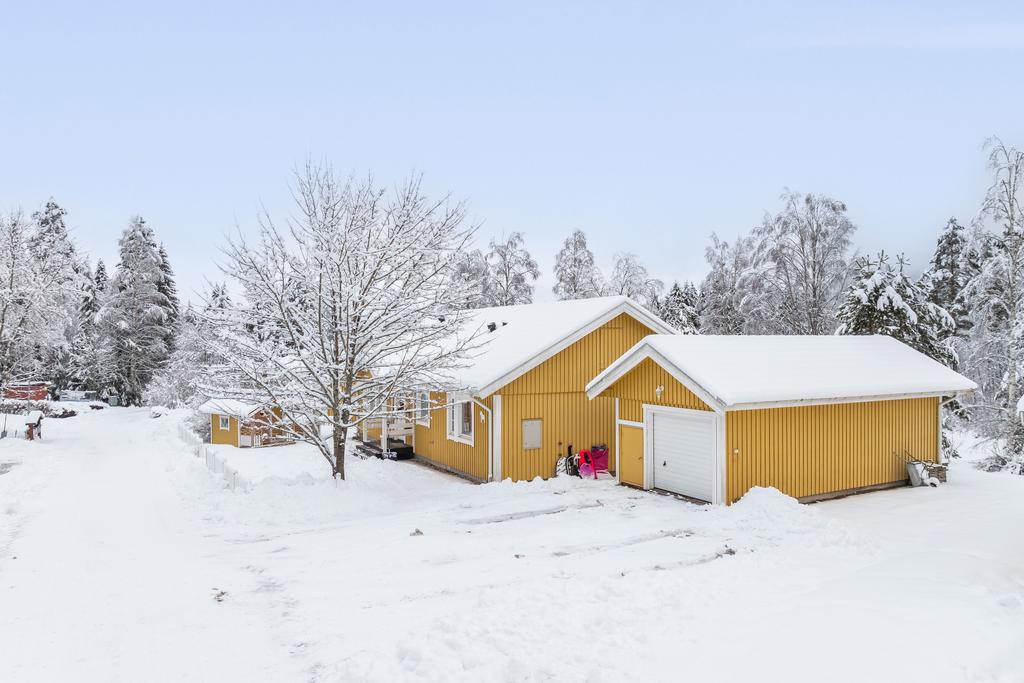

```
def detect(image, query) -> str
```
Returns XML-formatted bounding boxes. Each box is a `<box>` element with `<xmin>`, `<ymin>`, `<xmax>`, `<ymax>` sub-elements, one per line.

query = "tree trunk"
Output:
<box><xmin>332</xmin><ymin>412</ymin><xmax>347</xmax><ymax>480</ymax></box>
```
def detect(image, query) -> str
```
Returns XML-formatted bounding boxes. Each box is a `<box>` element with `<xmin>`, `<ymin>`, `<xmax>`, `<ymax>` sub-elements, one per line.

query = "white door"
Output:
<box><xmin>650</xmin><ymin>410</ymin><xmax>716</xmax><ymax>502</ymax></box>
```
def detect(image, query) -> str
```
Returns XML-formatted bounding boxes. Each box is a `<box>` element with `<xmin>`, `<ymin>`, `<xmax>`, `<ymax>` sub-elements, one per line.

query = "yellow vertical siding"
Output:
<box><xmin>413</xmin><ymin>391</ymin><xmax>490</xmax><ymax>481</ymax></box>
<box><xmin>496</xmin><ymin>313</ymin><xmax>656</xmax><ymax>481</ymax></box>
<box><xmin>604</xmin><ymin>358</ymin><xmax>712</xmax><ymax>422</ymax></box>
<box><xmin>210</xmin><ymin>413</ymin><xmax>239</xmax><ymax>446</ymax></box>
<box><xmin>725</xmin><ymin>397</ymin><xmax>939</xmax><ymax>502</ymax></box>
<box><xmin>500</xmin><ymin>393</ymin><xmax>615</xmax><ymax>480</ymax></box>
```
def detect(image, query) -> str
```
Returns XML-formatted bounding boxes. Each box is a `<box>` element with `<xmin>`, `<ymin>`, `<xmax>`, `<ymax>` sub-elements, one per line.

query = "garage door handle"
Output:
<box><xmin>662</xmin><ymin>461</ymin><xmax>666</xmax><ymax>467</ymax></box>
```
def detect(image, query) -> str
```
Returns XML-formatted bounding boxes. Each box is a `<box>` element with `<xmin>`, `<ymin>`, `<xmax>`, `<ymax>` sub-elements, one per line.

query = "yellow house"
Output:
<box><xmin>198</xmin><ymin>399</ymin><xmax>276</xmax><ymax>448</ymax></box>
<box><xmin>585</xmin><ymin>335</ymin><xmax>976</xmax><ymax>503</ymax></box>
<box><xmin>409</xmin><ymin>296</ymin><xmax>675</xmax><ymax>482</ymax></box>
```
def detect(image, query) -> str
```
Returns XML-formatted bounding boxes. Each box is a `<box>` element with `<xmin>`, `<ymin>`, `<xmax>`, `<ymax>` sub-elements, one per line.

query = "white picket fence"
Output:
<box><xmin>176</xmin><ymin>422</ymin><xmax>246</xmax><ymax>491</ymax></box>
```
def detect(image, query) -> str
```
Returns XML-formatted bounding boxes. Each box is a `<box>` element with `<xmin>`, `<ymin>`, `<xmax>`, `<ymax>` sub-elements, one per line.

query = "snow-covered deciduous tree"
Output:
<box><xmin>451</xmin><ymin>248</ymin><xmax>491</xmax><ymax>309</ymax></box>
<box><xmin>750</xmin><ymin>191</ymin><xmax>857</xmax><ymax>335</ymax></box>
<box><xmin>659</xmin><ymin>281</ymin><xmax>700</xmax><ymax>333</ymax></box>
<box><xmin>699</xmin><ymin>233</ymin><xmax>755</xmax><ymax>334</ymax></box>
<box><xmin>485</xmin><ymin>232</ymin><xmax>539</xmax><ymax>306</ymax></box>
<box><xmin>608</xmin><ymin>252</ymin><xmax>663</xmax><ymax>309</ymax></box>
<box><xmin>0</xmin><ymin>205</ymin><xmax>83</xmax><ymax>393</ymax></box>
<box><xmin>104</xmin><ymin>216</ymin><xmax>172</xmax><ymax>405</ymax></box>
<box><xmin>203</xmin><ymin>166</ymin><xmax>479</xmax><ymax>479</ymax></box>
<box><xmin>959</xmin><ymin>138</ymin><xmax>1024</xmax><ymax>466</ymax></box>
<box><xmin>552</xmin><ymin>229</ymin><xmax>604</xmax><ymax>300</ymax></box>
<box><xmin>836</xmin><ymin>252</ymin><xmax>954</xmax><ymax>362</ymax></box>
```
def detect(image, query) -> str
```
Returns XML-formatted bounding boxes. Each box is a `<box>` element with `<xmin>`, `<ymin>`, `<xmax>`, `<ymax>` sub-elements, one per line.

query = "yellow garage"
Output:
<box><xmin>586</xmin><ymin>335</ymin><xmax>976</xmax><ymax>503</ymax></box>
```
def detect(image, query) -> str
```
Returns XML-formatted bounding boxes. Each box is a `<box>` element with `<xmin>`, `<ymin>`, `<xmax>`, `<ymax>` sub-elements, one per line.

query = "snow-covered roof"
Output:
<box><xmin>24</xmin><ymin>410</ymin><xmax>43</xmax><ymax>424</ymax></box>
<box><xmin>586</xmin><ymin>334</ymin><xmax>977</xmax><ymax>410</ymax></box>
<box><xmin>452</xmin><ymin>296</ymin><xmax>674</xmax><ymax>398</ymax></box>
<box><xmin>196</xmin><ymin>399</ymin><xmax>262</xmax><ymax>418</ymax></box>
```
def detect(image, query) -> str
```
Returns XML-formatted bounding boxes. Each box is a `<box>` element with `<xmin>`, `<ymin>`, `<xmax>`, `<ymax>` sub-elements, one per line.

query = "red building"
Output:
<box><xmin>3</xmin><ymin>382</ymin><xmax>50</xmax><ymax>401</ymax></box>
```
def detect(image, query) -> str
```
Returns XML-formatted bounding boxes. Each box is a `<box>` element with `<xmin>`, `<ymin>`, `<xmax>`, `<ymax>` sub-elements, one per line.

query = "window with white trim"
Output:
<box><xmin>522</xmin><ymin>419</ymin><xmax>542</xmax><ymax>450</ymax></box>
<box><xmin>416</xmin><ymin>391</ymin><xmax>431</xmax><ymax>425</ymax></box>
<box><xmin>219</xmin><ymin>415</ymin><xmax>230</xmax><ymax>431</ymax></box>
<box><xmin>446</xmin><ymin>394</ymin><xmax>474</xmax><ymax>445</ymax></box>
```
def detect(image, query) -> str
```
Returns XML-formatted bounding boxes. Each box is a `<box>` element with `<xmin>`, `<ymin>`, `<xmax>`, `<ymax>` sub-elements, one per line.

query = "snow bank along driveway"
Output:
<box><xmin>1</xmin><ymin>410</ymin><xmax>1022</xmax><ymax>682</ymax></box>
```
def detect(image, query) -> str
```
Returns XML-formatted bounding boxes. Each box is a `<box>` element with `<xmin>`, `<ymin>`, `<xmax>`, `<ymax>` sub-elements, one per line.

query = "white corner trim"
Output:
<box><xmin>476</xmin><ymin>301</ymin><xmax>674</xmax><ymax>399</ymax></box>
<box><xmin>492</xmin><ymin>395</ymin><xmax>503</xmax><ymax>481</ymax></box>
<box><xmin>614</xmin><ymin>398</ymin><xmax>621</xmax><ymax>485</ymax></box>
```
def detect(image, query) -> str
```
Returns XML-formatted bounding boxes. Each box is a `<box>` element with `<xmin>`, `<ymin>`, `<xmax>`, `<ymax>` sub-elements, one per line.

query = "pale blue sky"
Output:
<box><xmin>3</xmin><ymin>1</ymin><xmax>1023</xmax><ymax>301</ymax></box>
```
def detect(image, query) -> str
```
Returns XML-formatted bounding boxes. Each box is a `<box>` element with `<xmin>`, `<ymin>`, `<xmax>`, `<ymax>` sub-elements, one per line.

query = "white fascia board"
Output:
<box><xmin>724</xmin><ymin>391</ymin><xmax>957</xmax><ymax>412</ymax></box>
<box><xmin>585</xmin><ymin>345</ymin><xmax>648</xmax><ymax>399</ymax></box>
<box><xmin>644</xmin><ymin>347</ymin><xmax>727</xmax><ymax>414</ymax></box>
<box><xmin>476</xmin><ymin>302</ymin><xmax>672</xmax><ymax>399</ymax></box>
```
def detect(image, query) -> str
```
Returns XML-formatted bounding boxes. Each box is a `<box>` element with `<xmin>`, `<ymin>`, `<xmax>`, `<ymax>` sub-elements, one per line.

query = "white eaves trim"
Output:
<box><xmin>475</xmin><ymin>299</ymin><xmax>675</xmax><ymax>399</ymax></box>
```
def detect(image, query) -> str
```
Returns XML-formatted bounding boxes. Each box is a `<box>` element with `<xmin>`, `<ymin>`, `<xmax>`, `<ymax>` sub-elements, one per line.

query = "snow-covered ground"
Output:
<box><xmin>1</xmin><ymin>409</ymin><xmax>1022</xmax><ymax>682</ymax></box>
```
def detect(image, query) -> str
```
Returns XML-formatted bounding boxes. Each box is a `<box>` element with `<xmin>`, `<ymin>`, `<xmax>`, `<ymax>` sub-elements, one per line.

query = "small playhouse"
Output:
<box><xmin>198</xmin><ymin>399</ymin><xmax>279</xmax><ymax>448</ymax></box>
<box><xmin>586</xmin><ymin>335</ymin><xmax>976</xmax><ymax>504</ymax></box>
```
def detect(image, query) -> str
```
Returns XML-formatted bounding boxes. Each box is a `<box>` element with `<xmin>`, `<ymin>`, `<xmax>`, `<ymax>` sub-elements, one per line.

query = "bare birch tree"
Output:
<box><xmin>203</xmin><ymin>165</ymin><xmax>478</xmax><ymax>479</ymax></box>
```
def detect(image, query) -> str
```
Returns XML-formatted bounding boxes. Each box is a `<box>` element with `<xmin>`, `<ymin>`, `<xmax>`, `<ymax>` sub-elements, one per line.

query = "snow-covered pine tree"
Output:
<box><xmin>103</xmin><ymin>216</ymin><xmax>171</xmax><ymax>405</ymax></box>
<box><xmin>70</xmin><ymin>259</ymin><xmax>114</xmax><ymax>390</ymax></box>
<box><xmin>552</xmin><ymin>229</ymin><xmax>604</xmax><ymax>300</ymax></box>
<box><xmin>485</xmin><ymin>232</ymin><xmax>539</xmax><ymax>306</ymax></box>
<box><xmin>28</xmin><ymin>199</ymin><xmax>85</xmax><ymax>392</ymax></box>
<box><xmin>608</xmin><ymin>252</ymin><xmax>663</xmax><ymax>310</ymax></box>
<box><xmin>658</xmin><ymin>281</ymin><xmax>698</xmax><ymax>333</ymax></box>
<box><xmin>93</xmin><ymin>258</ymin><xmax>108</xmax><ymax>293</ymax></box>
<box><xmin>156</xmin><ymin>243</ymin><xmax>180</xmax><ymax>352</ymax></box>
<box><xmin>682</xmin><ymin>280</ymin><xmax>702</xmax><ymax>332</ymax></box>
<box><xmin>835</xmin><ymin>252</ymin><xmax>954</xmax><ymax>361</ymax></box>
<box><xmin>203</xmin><ymin>166</ymin><xmax>480</xmax><ymax>479</ymax></box>
<box><xmin>926</xmin><ymin>218</ymin><xmax>972</xmax><ymax>340</ymax></box>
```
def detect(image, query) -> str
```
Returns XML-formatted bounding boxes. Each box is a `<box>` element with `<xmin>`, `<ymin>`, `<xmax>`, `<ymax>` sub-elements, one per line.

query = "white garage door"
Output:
<box><xmin>651</xmin><ymin>410</ymin><xmax>716</xmax><ymax>502</ymax></box>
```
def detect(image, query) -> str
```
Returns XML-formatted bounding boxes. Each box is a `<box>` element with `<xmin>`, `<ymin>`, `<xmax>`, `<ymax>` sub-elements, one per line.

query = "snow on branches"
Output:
<box><xmin>201</xmin><ymin>165</ymin><xmax>481</xmax><ymax>479</ymax></box>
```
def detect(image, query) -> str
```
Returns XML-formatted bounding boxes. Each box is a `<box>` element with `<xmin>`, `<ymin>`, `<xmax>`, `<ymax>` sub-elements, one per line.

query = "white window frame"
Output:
<box><xmin>218</xmin><ymin>415</ymin><xmax>230</xmax><ymax>431</ymax></box>
<box><xmin>446</xmin><ymin>393</ymin><xmax>474</xmax><ymax>446</ymax></box>
<box><xmin>522</xmin><ymin>418</ymin><xmax>542</xmax><ymax>450</ymax></box>
<box><xmin>416</xmin><ymin>391</ymin><xmax>431</xmax><ymax>426</ymax></box>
